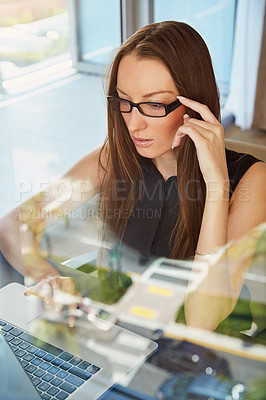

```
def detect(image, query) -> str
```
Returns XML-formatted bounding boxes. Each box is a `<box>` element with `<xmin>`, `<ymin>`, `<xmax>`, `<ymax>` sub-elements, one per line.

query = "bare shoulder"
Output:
<box><xmin>230</xmin><ymin>161</ymin><xmax>266</xmax><ymax>200</ymax></box>
<box><xmin>240</xmin><ymin>161</ymin><xmax>266</xmax><ymax>182</ymax></box>
<box><xmin>63</xmin><ymin>144</ymin><xmax>109</xmax><ymax>190</ymax></box>
<box><xmin>228</xmin><ymin>162</ymin><xmax>266</xmax><ymax>241</ymax></box>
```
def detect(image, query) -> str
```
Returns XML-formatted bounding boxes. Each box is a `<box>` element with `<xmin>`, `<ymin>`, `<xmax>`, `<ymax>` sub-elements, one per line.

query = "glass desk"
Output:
<box><xmin>1</xmin><ymin>217</ymin><xmax>265</xmax><ymax>400</ymax></box>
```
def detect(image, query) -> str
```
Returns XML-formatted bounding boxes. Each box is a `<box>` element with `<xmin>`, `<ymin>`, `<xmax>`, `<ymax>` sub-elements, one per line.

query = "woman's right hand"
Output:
<box><xmin>24</xmin><ymin>264</ymin><xmax>82</xmax><ymax>328</ymax></box>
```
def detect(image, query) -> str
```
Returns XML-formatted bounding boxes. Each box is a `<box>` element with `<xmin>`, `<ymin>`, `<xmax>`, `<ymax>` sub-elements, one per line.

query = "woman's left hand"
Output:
<box><xmin>172</xmin><ymin>96</ymin><xmax>229</xmax><ymax>187</ymax></box>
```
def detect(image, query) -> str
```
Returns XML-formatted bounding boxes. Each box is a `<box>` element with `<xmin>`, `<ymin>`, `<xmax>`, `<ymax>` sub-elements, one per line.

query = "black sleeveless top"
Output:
<box><xmin>122</xmin><ymin>149</ymin><xmax>261</xmax><ymax>258</ymax></box>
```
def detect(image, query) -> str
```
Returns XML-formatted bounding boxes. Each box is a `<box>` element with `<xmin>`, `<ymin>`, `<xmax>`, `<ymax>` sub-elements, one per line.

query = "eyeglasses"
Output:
<box><xmin>107</xmin><ymin>96</ymin><xmax>182</xmax><ymax>118</ymax></box>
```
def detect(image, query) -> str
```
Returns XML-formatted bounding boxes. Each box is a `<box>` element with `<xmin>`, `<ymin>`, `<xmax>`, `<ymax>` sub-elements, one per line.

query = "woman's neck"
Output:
<box><xmin>152</xmin><ymin>150</ymin><xmax>177</xmax><ymax>181</ymax></box>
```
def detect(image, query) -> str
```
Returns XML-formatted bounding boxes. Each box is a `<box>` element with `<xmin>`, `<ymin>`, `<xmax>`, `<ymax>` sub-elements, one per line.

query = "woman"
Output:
<box><xmin>1</xmin><ymin>21</ymin><xmax>265</xmax><ymax>329</ymax></box>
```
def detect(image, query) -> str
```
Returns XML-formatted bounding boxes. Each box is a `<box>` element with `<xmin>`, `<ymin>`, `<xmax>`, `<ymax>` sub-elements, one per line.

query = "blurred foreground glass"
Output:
<box><xmin>17</xmin><ymin>188</ymin><xmax>266</xmax><ymax>399</ymax></box>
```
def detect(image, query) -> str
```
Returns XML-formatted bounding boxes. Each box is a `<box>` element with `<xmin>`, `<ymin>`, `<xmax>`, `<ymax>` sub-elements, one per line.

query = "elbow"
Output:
<box><xmin>184</xmin><ymin>295</ymin><xmax>232</xmax><ymax>332</ymax></box>
<box><xmin>185</xmin><ymin>312</ymin><xmax>220</xmax><ymax>332</ymax></box>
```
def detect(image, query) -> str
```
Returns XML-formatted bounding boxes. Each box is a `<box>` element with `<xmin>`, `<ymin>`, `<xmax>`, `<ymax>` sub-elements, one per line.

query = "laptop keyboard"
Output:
<box><xmin>0</xmin><ymin>318</ymin><xmax>101</xmax><ymax>400</ymax></box>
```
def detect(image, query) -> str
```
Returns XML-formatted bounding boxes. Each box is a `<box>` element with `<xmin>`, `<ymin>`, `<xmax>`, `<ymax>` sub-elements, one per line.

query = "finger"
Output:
<box><xmin>80</xmin><ymin>297</ymin><xmax>92</xmax><ymax>314</ymax></box>
<box><xmin>177</xmin><ymin>96</ymin><xmax>218</xmax><ymax>124</ymax></box>
<box><xmin>44</xmin><ymin>296</ymin><xmax>53</xmax><ymax>310</ymax></box>
<box><xmin>68</xmin><ymin>304</ymin><xmax>77</xmax><ymax>328</ymax></box>
<box><xmin>177</xmin><ymin>122</ymin><xmax>212</xmax><ymax>141</ymax></box>
<box><xmin>184</xmin><ymin>117</ymin><xmax>222</xmax><ymax>135</ymax></box>
<box><xmin>172</xmin><ymin>113</ymin><xmax>219</xmax><ymax>149</ymax></box>
<box><xmin>172</xmin><ymin>123</ymin><xmax>214</xmax><ymax>150</ymax></box>
<box><xmin>55</xmin><ymin>303</ymin><xmax>63</xmax><ymax>316</ymax></box>
<box><xmin>172</xmin><ymin>114</ymin><xmax>188</xmax><ymax>148</ymax></box>
<box><xmin>24</xmin><ymin>280</ymin><xmax>53</xmax><ymax>300</ymax></box>
<box><xmin>172</xmin><ymin>132</ymin><xmax>184</xmax><ymax>149</ymax></box>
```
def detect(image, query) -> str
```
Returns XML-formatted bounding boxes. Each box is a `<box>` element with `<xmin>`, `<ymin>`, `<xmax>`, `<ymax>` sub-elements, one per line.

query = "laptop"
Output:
<box><xmin>0</xmin><ymin>283</ymin><xmax>157</xmax><ymax>400</ymax></box>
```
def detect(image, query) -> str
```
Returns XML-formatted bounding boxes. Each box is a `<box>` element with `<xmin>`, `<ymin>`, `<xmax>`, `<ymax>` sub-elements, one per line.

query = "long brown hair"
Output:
<box><xmin>99</xmin><ymin>21</ymin><xmax>220</xmax><ymax>259</ymax></box>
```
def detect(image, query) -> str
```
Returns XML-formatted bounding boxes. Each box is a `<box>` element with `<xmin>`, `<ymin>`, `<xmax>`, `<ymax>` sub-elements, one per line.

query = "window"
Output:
<box><xmin>0</xmin><ymin>0</ymin><xmax>70</xmax><ymax>94</ymax></box>
<box><xmin>154</xmin><ymin>0</ymin><xmax>237</xmax><ymax>101</ymax></box>
<box><xmin>74</xmin><ymin>0</ymin><xmax>121</xmax><ymax>74</ymax></box>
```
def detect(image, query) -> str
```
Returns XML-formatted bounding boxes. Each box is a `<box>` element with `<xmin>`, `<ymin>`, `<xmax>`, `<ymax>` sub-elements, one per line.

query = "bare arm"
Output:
<box><xmin>185</xmin><ymin>163</ymin><xmax>266</xmax><ymax>331</ymax></box>
<box><xmin>0</xmin><ymin>145</ymin><xmax>106</xmax><ymax>278</ymax></box>
<box><xmin>172</xmin><ymin>96</ymin><xmax>266</xmax><ymax>331</ymax></box>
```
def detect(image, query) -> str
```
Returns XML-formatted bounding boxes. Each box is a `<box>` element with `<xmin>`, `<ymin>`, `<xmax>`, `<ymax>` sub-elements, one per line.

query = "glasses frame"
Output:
<box><xmin>107</xmin><ymin>96</ymin><xmax>182</xmax><ymax>118</ymax></box>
